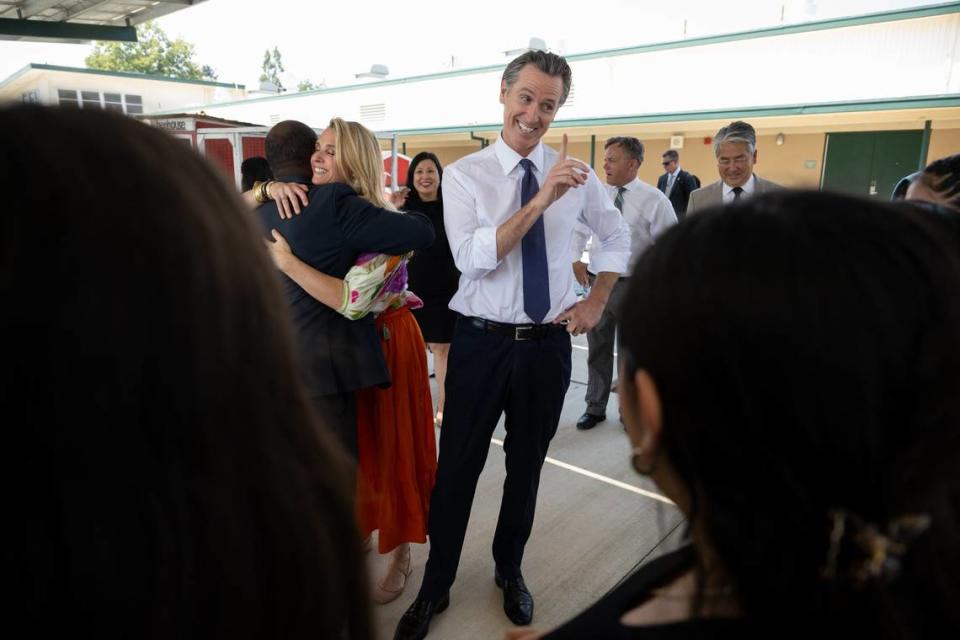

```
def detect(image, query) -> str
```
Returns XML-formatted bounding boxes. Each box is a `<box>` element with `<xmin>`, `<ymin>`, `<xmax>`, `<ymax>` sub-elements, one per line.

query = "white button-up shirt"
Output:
<box><xmin>722</xmin><ymin>173</ymin><xmax>757</xmax><ymax>204</ymax></box>
<box><xmin>443</xmin><ymin>135</ymin><xmax>631</xmax><ymax>324</ymax></box>
<box><xmin>574</xmin><ymin>177</ymin><xmax>677</xmax><ymax>275</ymax></box>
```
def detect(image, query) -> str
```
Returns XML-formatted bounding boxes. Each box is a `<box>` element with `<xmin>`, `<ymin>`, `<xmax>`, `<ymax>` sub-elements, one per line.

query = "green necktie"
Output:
<box><xmin>614</xmin><ymin>186</ymin><xmax>626</xmax><ymax>213</ymax></box>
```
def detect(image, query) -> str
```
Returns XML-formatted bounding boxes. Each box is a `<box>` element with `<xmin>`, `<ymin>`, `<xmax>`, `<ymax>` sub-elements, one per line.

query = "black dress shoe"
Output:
<box><xmin>576</xmin><ymin>412</ymin><xmax>606</xmax><ymax>431</ymax></box>
<box><xmin>393</xmin><ymin>593</ymin><xmax>450</xmax><ymax>640</ymax></box>
<box><xmin>494</xmin><ymin>568</ymin><xmax>534</xmax><ymax>626</ymax></box>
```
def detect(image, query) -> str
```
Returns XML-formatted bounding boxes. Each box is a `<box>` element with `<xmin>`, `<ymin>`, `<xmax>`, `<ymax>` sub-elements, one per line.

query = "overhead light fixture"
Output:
<box><xmin>504</xmin><ymin>37</ymin><xmax>547</xmax><ymax>56</ymax></box>
<box><xmin>356</xmin><ymin>64</ymin><xmax>389</xmax><ymax>80</ymax></box>
<box><xmin>776</xmin><ymin>132</ymin><xmax>785</xmax><ymax>146</ymax></box>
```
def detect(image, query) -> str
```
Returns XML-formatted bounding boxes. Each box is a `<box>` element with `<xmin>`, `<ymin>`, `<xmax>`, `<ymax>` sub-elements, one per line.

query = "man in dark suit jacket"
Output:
<box><xmin>257</xmin><ymin>120</ymin><xmax>434</xmax><ymax>456</ymax></box>
<box><xmin>656</xmin><ymin>149</ymin><xmax>700</xmax><ymax>220</ymax></box>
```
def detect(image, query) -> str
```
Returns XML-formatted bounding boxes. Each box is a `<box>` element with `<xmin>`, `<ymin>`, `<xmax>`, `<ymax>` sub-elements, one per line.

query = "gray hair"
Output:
<box><xmin>662</xmin><ymin>149</ymin><xmax>679</xmax><ymax>162</ymax></box>
<box><xmin>713</xmin><ymin>120</ymin><xmax>757</xmax><ymax>157</ymax></box>
<box><xmin>502</xmin><ymin>50</ymin><xmax>572</xmax><ymax>106</ymax></box>
<box><xmin>605</xmin><ymin>136</ymin><xmax>644</xmax><ymax>164</ymax></box>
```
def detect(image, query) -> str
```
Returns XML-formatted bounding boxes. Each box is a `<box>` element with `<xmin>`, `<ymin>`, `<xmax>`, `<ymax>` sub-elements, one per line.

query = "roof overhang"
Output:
<box><xmin>389</xmin><ymin>96</ymin><xmax>960</xmax><ymax>148</ymax></box>
<box><xmin>0</xmin><ymin>1</ymin><xmax>207</xmax><ymax>43</ymax></box>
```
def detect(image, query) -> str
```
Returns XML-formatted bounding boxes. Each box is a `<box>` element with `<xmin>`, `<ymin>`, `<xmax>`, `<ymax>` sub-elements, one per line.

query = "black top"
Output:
<box><xmin>257</xmin><ymin>179</ymin><xmax>434</xmax><ymax>396</ymax></box>
<box><xmin>544</xmin><ymin>547</ymin><xmax>758</xmax><ymax>640</ymax></box>
<box><xmin>405</xmin><ymin>197</ymin><xmax>460</xmax><ymax>299</ymax></box>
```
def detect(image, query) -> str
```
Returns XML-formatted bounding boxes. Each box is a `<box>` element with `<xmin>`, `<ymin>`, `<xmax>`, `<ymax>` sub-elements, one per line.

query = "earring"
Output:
<box><xmin>631</xmin><ymin>447</ymin><xmax>657</xmax><ymax>476</ymax></box>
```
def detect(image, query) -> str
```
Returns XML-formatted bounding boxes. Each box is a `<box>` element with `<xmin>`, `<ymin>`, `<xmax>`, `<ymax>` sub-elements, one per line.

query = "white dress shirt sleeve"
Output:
<box><xmin>442</xmin><ymin>163</ymin><xmax>501</xmax><ymax>281</ymax></box>
<box><xmin>570</xmin><ymin>220</ymin><xmax>591</xmax><ymax>263</ymax></box>
<box><xmin>651</xmin><ymin>194</ymin><xmax>679</xmax><ymax>239</ymax></box>
<box><xmin>577</xmin><ymin>173</ymin><xmax>631</xmax><ymax>275</ymax></box>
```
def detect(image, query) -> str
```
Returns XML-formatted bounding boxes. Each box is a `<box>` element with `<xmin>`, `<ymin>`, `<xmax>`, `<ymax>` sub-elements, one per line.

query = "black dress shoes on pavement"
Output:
<box><xmin>494</xmin><ymin>568</ymin><xmax>534</xmax><ymax>626</ymax></box>
<box><xmin>393</xmin><ymin>593</ymin><xmax>450</xmax><ymax>640</ymax></box>
<box><xmin>576</xmin><ymin>412</ymin><xmax>606</xmax><ymax>431</ymax></box>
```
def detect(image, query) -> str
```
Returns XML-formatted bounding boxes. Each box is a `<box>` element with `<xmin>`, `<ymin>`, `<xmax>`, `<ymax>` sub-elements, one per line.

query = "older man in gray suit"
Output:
<box><xmin>687</xmin><ymin>121</ymin><xmax>781</xmax><ymax>213</ymax></box>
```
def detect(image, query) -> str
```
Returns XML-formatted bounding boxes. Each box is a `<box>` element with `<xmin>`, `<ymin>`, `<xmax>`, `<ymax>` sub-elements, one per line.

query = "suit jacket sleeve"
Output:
<box><xmin>335</xmin><ymin>185</ymin><xmax>435</xmax><ymax>255</ymax></box>
<box><xmin>687</xmin><ymin>187</ymin><xmax>702</xmax><ymax>215</ymax></box>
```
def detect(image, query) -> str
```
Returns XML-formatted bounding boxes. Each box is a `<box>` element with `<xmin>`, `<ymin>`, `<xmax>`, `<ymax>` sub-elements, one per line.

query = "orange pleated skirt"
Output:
<box><xmin>356</xmin><ymin>305</ymin><xmax>437</xmax><ymax>553</ymax></box>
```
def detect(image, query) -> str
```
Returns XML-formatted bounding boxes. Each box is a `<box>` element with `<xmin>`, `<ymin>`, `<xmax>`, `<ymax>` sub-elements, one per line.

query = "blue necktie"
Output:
<box><xmin>519</xmin><ymin>159</ymin><xmax>549</xmax><ymax>323</ymax></box>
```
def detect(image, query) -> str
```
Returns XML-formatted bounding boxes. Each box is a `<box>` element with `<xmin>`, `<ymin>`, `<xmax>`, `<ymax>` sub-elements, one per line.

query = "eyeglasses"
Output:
<box><xmin>661</xmin><ymin>161</ymin><xmax>673</xmax><ymax>166</ymax></box>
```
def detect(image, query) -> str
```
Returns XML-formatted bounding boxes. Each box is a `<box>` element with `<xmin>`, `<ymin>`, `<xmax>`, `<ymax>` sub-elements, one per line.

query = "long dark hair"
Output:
<box><xmin>405</xmin><ymin>151</ymin><xmax>443</xmax><ymax>205</ymax></box>
<box><xmin>2</xmin><ymin>105</ymin><xmax>372</xmax><ymax>640</ymax></box>
<box><xmin>620</xmin><ymin>191</ymin><xmax>960</xmax><ymax>635</ymax></box>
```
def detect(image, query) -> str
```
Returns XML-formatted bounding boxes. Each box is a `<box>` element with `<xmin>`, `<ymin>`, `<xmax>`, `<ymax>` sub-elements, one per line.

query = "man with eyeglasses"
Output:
<box><xmin>687</xmin><ymin>121</ymin><xmax>781</xmax><ymax>214</ymax></box>
<box><xmin>657</xmin><ymin>149</ymin><xmax>700</xmax><ymax>220</ymax></box>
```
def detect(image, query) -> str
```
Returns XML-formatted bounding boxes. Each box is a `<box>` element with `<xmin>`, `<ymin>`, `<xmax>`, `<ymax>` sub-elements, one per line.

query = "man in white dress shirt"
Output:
<box><xmin>572</xmin><ymin>137</ymin><xmax>676</xmax><ymax>431</ymax></box>
<box><xmin>394</xmin><ymin>50</ymin><xmax>630</xmax><ymax>640</ymax></box>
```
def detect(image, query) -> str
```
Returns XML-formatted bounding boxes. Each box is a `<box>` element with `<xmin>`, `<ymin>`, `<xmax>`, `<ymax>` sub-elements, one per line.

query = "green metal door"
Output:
<box><xmin>821</xmin><ymin>130</ymin><xmax>923</xmax><ymax>198</ymax></box>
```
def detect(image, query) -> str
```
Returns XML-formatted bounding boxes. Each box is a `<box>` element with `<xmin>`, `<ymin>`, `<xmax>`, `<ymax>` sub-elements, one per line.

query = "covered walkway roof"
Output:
<box><xmin>0</xmin><ymin>0</ymin><xmax>207</xmax><ymax>43</ymax></box>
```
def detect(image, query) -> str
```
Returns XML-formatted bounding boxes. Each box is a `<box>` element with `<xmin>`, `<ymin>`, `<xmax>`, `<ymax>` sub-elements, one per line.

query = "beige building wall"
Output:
<box><xmin>400</xmin><ymin>125</ymin><xmax>953</xmax><ymax>193</ymax></box>
<box><xmin>926</xmin><ymin>128</ymin><xmax>960</xmax><ymax>165</ymax></box>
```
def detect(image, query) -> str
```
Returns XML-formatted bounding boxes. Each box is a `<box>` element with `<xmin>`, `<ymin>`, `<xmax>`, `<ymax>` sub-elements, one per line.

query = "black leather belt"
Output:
<box><xmin>468</xmin><ymin>317</ymin><xmax>565</xmax><ymax>341</ymax></box>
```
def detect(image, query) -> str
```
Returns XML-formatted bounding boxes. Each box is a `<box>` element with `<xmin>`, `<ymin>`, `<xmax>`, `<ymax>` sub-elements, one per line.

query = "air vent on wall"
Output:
<box><xmin>360</xmin><ymin>103</ymin><xmax>386</xmax><ymax>123</ymax></box>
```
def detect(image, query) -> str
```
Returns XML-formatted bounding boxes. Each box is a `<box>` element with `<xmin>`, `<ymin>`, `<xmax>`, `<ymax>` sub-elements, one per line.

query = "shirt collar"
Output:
<box><xmin>722</xmin><ymin>173</ymin><xmax>756</xmax><ymax>197</ymax></box>
<box><xmin>609</xmin><ymin>177</ymin><xmax>642</xmax><ymax>194</ymax></box>
<box><xmin>495</xmin><ymin>133</ymin><xmax>545</xmax><ymax>176</ymax></box>
<box><xmin>669</xmin><ymin>167</ymin><xmax>680</xmax><ymax>178</ymax></box>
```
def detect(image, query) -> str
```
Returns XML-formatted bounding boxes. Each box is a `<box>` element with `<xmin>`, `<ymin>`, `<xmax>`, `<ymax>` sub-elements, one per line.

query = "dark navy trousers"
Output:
<box><xmin>418</xmin><ymin>317</ymin><xmax>572</xmax><ymax>600</ymax></box>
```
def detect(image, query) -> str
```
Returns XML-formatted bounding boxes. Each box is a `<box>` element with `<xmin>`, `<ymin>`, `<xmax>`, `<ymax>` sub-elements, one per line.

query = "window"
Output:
<box><xmin>58</xmin><ymin>89</ymin><xmax>79</xmax><ymax>107</ymax></box>
<box><xmin>81</xmin><ymin>91</ymin><xmax>101</xmax><ymax>109</ymax></box>
<box><xmin>55</xmin><ymin>90</ymin><xmax>144</xmax><ymax>115</ymax></box>
<box><xmin>124</xmin><ymin>94</ymin><xmax>143</xmax><ymax>115</ymax></box>
<box><xmin>104</xmin><ymin>93</ymin><xmax>124</xmax><ymax>112</ymax></box>
<box><xmin>21</xmin><ymin>90</ymin><xmax>40</xmax><ymax>104</ymax></box>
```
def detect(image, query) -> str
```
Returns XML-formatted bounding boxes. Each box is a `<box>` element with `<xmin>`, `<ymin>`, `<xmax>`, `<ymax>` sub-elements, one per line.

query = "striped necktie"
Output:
<box><xmin>614</xmin><ymin>186</ymin><xmax>626</xmax><ymax>212</ymax></box>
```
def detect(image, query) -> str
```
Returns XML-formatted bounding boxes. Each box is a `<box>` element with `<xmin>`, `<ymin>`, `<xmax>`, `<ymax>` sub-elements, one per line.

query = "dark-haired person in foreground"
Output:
<box><xmin>510</xmin><ymin>191</ymin><xmax>960</xmax><ymax>639</ymax></box>
<box><xmin>3</xmin><ymin>105</ymin><xmax>372</xmax><ymax>639</ymax></box>
<box><xmin>395</xmin><ymin>49</ymin><xmax>630</xmax><ymax>640</ymax></box>
<box><xmin>907</xmin><ymin>152</ymin><xmax>960</xmax><ymax>213</ymax></box>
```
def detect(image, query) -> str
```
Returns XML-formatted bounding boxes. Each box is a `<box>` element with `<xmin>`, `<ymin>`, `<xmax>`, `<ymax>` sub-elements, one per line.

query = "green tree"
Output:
<box><xmin>297</xmin><ymin>79</ymin><xmax>321</xmax><ymax>92</ymax></box>
<box><xmin>85</xmin><ymin>22</ymin><xmax>213</xmax><ymax>80</ymax></box>
<box><xmin>259</xmin><ymin>47</ymin><xmax>285</xmax><ymax>92</ymax></box>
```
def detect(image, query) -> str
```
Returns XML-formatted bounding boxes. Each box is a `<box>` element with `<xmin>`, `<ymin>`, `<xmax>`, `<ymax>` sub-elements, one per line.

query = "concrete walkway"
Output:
<box><xmin>369</xmin><ymin>334</ymin><xmax>687</xmax><ymax>640</ymax></box>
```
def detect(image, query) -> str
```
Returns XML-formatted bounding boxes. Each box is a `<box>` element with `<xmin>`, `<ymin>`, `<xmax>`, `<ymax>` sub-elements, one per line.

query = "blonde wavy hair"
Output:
<box><xmin>327</xmin><ymin>117</ymin><xmax>394</xmax><ymax>210</ymax></box>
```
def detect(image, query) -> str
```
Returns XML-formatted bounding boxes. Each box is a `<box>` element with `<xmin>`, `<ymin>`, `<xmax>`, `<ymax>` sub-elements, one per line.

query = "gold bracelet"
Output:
<box><xmin>253</xmin><ymin>181</ymin><xmax>266</xmax><ymax>204</ymax></box>
<box><xmin>263</xmin><ymin>180</ymin><xmax>275</xmax><ymax>202</ymax></box>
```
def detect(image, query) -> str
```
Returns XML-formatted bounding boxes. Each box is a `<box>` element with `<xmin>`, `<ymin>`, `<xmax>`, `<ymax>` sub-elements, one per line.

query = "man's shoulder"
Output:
<box><xmin>692</xmin><ymin>180</ymin><xmax>722</xmax><ymax>194</ymax></box>
<box><xmin>689</xmin><ymin>180</ymin><xmax>722</xmax><ymax>203</ymax></box>
<box><xmin>633</xmin><ymin>180</ymin><xmax>667</xmax><ymax>197</ymax></box>
<box><xmin>754</xmin><ymin>175</ymin><xmax>784</xmax><ymax>191</ymax></box>
<box><xmin>307</xmin><ymin>182</ymin><xmax>357</xmax><ymax>201</ymax></box>
<box><xmin>449</xmin><ymin>145</ymin><xmax>497</xmax><ymax>171</ymax></box>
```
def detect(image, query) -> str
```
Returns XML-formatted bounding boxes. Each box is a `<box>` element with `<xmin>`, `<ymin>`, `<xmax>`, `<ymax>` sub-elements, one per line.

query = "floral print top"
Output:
<box><xmin>337</xmin><ymin>251</ymin><xmax>424</xmax><ymax>320</ymax></box>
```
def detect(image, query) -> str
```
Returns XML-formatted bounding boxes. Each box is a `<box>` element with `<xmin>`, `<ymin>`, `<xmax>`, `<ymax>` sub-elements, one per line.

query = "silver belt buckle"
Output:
<box><xmin>515</xmin><ymin>325</ymin><xmax>532</xmax><ymax>341</ymax></box>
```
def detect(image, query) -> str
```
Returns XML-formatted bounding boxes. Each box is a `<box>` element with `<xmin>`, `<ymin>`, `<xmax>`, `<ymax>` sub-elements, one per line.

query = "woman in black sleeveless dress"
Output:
<box><xmin>404</xmin><ymin>152</ymin><xmax>459</xmax><ymax>426</ymax></box>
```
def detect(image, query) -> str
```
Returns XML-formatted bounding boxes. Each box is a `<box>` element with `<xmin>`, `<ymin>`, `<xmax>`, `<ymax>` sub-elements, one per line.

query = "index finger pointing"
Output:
<box><xmin>559</xmin><ymin>133</ymin><xmax>568</xmax><ymax>162</ymax></box>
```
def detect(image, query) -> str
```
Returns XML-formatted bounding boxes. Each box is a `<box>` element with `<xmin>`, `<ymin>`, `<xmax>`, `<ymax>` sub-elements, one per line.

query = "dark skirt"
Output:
<box><xmin>411</xmin><ymin>296</ymin><xmax>456</xmax><ymax>343</ymax></box>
